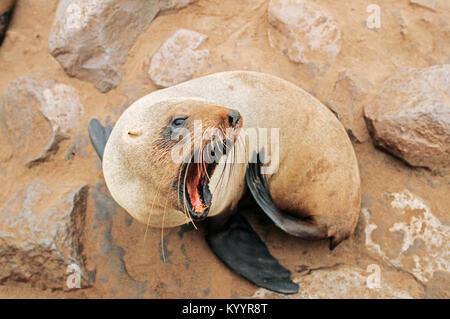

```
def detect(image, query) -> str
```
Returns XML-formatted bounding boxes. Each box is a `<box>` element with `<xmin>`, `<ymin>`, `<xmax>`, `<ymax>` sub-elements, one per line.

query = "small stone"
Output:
<box><xmin>268</xmin><ymin>0</ymin><xmax>341</xmax><ymax>64</ymax></box>
<box><xmin>0</xmin><ymin>181</ymin><xmax>90</xmax><ymax>290</ymax></box>
<box><xmin>364</xmin><ymin>64</ymin><xmax>450</xmax><ymax>171</ymax></box>
<box><xmin>401</xmin><ymin>29</ymin><xmax>408</xmax><ymax>39</ymax></box>
<box><xmin>48</xmin><ymin>0</ymin><xmax>197</xmax><ymax>93</ymax></box>
<box><xmin>410</xmin><ymin>0</ymin><xmax>437</xmax><ymax>11</ymax></box>
<box><xmin>148</xmin><ymin>29</ymin><xmax>209</xmax><ymax>88</ymax></box>
<box><xmin>0</xmin><ymin>75</ymin><xmax>84</xmax><ymax>167</ymax></box>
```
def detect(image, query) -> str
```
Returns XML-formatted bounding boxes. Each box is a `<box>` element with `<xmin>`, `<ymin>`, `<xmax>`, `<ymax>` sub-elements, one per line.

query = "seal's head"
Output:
<box><xmin>103</xmin><ymin>98</ymin><xmax>243</xmax><ymax>228</ymax></box>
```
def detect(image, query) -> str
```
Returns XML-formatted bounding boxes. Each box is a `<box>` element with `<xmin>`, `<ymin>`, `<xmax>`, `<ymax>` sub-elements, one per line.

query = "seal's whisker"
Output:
<box><xmin>182</xmin><ymin>162</ymin><xmax>193</xmax><ymax>222</ymax></box>
<box><xmin>200</xmin><ymin>138</ymin><xmax>208</xmax><ymax>181</ymax></box>
<box><xmin>227</xmin><ymin>138</ymin><xmax>237</xmax><ymax>189</ymax></box>
<box><xmin>153</xmin><ymin>149</ymin><xmax>171</xmax><ymax>164</ymax></box>
<box><xmin>216</xmin><ymin>153</ymin><xmax>230</xmax><ymax>195</ymax></box>
<box><xmin>237</xmin><ymin>132</ymin><xmax>248</xmax><ymax>169</ymax></box>
<box><xmin>225</xmin><ymin>148</ymin><xmax>234</xmax><ymax>190</ymax></box>
<box><xmin>202</xmin><ymin>145</ymin><xmax>210</xmax><ymax>181</ymax></box>
<box><xmin>143</xmin><ymin>174</ymin><xmax>166</xmax><ymax>242</ymax></box>
<box><xmin>215</xmin><ymin>125</ymin><xmax>235</xmax><ymax>192</ymax></box>
<box><xmin>227</xmin><ymin>128</ymin><xmax>243</xmax><ymax>190</ymax></box>
<box><xmin>151</xmin><ymin>152</ymin><xmax>165</xmax><ymax>165</ymax></box>
<box><xmin>160</xmin><ymin>192</ymin><xmax>170</xmax><ymax>263</ymax></box>
<box><xmin>176</xmin><ymin>160</ymin><xmax>185</xmax><ymax>208</ymax></box>
<box><xmin>212</xmin><ymin>125</ymin><xmax>226</xmax><ymax>188</ymax></box>
<box><xmin>223</xmin><ymin>125</ymin><xmax>237</xmax><ymax>189</ymax></box>
<box><xmin>201</xmin><ymin>126</ymin><xmax>215</xmax><ymax>181</ymax></box>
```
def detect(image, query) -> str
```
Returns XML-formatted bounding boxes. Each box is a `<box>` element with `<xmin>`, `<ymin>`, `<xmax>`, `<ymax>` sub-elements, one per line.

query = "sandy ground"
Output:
<box><xmin>0</xmin><ymin>0</ymin><xmax>448</xmax><ymax>298</ymax></box>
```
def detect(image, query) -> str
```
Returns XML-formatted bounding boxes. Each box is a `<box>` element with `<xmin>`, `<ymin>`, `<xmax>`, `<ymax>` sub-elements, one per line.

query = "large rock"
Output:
<box><xmin>0</xmin><ymin>181</ymin><xmax>90</xmax><ymax>290</ymax></box>
<box><xmin>362</xmin><ymin>190</ymin><xmax>450</xmax><ymax>285</ymax></box>
<box><xmin>251</xmin><ymin>264</ymin><xmax>413</xmax><ymax>299</ymax></box>
<box><xmin>364</xmin><ymin>65</ymin><xmax>450</xmax><ymax>171</ymax></box>
<box><xmin>48</xmin><ymin>0</ymin><xmax>197</xmax><ymax>93</ymax></box>
<box><xmin>0</xmin><ymin>75</ymin><xmax>84</xmax><ymax>167</ymax></box>
<box><xmin>268</xmin><ymin>0</ymin><xmax>341</xmax><ymax>64</ymax></box>
<box><xmin>148</xmin><ymin>29</ymin><xmax>209</xmax><ymax>88</ymax></box>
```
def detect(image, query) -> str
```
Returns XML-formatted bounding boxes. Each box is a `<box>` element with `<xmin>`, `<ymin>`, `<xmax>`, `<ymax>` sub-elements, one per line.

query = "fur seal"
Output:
<box><xmin>89</xmin><ymin>71</ymin><xmax>361</xmax><ymax>294</ymax></box>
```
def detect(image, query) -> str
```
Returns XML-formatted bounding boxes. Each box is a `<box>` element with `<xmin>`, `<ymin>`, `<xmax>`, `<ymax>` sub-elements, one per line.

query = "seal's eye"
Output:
<box><xmin>172</xmin><ymin>116</ymin><xmax>187</xmax><ymax>128</ymax></box>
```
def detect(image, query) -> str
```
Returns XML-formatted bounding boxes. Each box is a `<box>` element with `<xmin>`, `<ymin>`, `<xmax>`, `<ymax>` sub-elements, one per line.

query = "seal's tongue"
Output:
<box><xmin>186</xmin><ymin>163</ymin><xmax>207</xmax><ymax>214</ymax></box>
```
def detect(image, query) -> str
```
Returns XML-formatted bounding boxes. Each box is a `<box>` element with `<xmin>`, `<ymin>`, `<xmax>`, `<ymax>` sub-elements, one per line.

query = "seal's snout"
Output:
<box><xmin>228</xmin><ymin>109</ymin><xmax>241</xmax><ymax>127</ymax></box>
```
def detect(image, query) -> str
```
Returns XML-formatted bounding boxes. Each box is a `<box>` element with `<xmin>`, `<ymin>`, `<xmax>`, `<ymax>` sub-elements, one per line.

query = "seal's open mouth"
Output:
<box><xmin>179</xmin><ymin>139</ymin><xmax>230</xmax><ymax>220</ymax></box>
<box><xmin>183</xmin><ymin>160</ymin><xmax>216</xmax><ymax>220</ymax></box>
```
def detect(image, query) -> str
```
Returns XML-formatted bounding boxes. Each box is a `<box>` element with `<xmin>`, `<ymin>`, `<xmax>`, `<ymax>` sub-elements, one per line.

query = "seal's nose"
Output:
<box><xmin>228</xmin><ymin>109</ymin><xmax>241</xmax><ymax>127</ymax></box>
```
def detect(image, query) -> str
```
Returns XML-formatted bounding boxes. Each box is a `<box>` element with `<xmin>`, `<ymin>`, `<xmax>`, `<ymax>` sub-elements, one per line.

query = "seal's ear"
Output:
<box><xmin>88</xmin><ymin>119</ymin><xmax>112</xmax><ymax>160</ymax></box>
<box><xmin>206</xmin><ymin>213</ymin><xmax>299</xmax><ymax>294</ymax></box>
<box><xmin>246</xmin><ymin>151</ymin><xmax>327</xmax><ymax>241</ymax></box>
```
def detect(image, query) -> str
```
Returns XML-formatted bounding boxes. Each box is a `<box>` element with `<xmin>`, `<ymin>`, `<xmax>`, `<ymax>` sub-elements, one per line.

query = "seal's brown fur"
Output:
<box><xmin>103</xmin><ymin>71</ymin><xmax>361</xmax><ymax>247</ymax></box>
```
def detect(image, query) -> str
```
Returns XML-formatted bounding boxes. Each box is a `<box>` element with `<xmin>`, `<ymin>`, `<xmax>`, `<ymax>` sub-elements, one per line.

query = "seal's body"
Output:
<box><xmin>103</xmin><ymin>71</ymin><xmax>360</xmax><ymax>247</ymax></box>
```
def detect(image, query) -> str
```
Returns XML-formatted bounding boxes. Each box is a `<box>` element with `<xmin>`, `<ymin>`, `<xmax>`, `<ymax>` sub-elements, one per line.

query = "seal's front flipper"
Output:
<box><xmin>88</xmin><ymin>119</ymin><xmax>112</xmax><ymax>160</ymax></box>
<box><xmin>246</xmin><ymin>152</ymin><xmax>327</xmax><ymax>241</ymax></box>
<box><xmin>206</xmin><ymin>213</ymin><xmax>299</xmax><ymax>294</ymax></box>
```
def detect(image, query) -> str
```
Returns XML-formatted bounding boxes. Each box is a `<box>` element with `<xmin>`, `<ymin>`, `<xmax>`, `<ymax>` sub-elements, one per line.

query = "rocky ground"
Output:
<box><xmin>0</xmin><ymin>0</ymin><xmax>448</xmax><ymax>298</ymax></box>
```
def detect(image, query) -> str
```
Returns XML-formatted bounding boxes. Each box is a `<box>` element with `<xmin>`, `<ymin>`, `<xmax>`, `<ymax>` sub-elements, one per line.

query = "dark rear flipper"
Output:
<box><xmin>246</xmin><ymin>151</ymin><xmax>329</xmax><ymax>242</ymax></box>
<box><xmin>206</xmin><ymin>213</ymin><xmax>299</xmax><ymax>294</ymax></box>
<box><xmin>88</xmin><ymin>119</ymin><xmax>112</xmax><ymax>160</ymax></box>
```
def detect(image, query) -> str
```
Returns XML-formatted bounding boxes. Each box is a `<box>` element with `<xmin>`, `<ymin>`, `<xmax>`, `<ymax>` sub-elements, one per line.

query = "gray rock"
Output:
<box><xmin>0</xmin><ymin>75</ymin><xmax>84</xmax><ymax>167</ymax></box>
<box><xmin>148</xmin><ymin>29</ymin><xmax>209</xmax><ymax>88</ymax></box>
<box><xmin>48</xmin><ymin>0</ymin><xmax>197</xmax><ymax>93</ymax></box>
<box><xmin>89</xmin><ymin>183</ymin><xmax>148</xmax><ymax>297</ymax></box>
<box><xmin>0</xmin><ymin>181</ymin><xmax>90</xmax><ymax>290</ymax></box>
<box><xmin>268</xmin><ymin>0</ymin><xmax>341</xmax><ymax>64</ymax></box>
<box><xmin>65</xmin><ymin>134</ymin><xmax>91</xmax><ymax>160</ymax></box>
<box><xmin>364</xmin><ymin>64</ymin><xmax>450</xmax><ymax>171</ymax></box>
